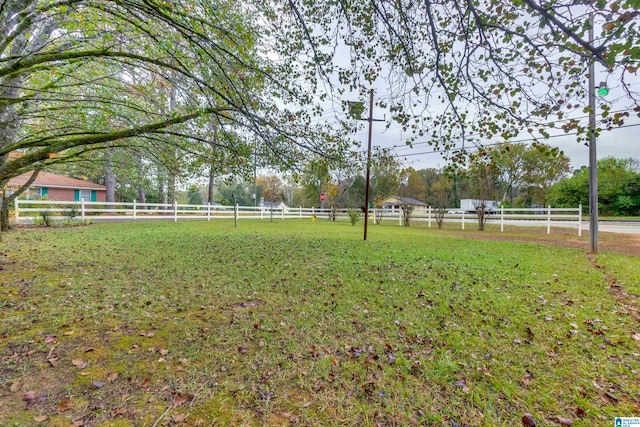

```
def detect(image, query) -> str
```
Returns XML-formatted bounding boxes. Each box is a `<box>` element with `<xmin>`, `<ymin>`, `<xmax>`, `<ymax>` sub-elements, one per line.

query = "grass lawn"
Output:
<box><xmin>1</xmin><ymin>220</ymin><xmax>639</xmax><ymax>426</ymax></box>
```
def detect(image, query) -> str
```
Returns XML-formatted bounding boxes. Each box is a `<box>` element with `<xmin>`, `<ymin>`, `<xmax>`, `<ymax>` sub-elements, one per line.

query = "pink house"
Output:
<box><xmin>7</xmin><ymin>172</ymin><xmax>106</xmax><ymax>202</ymax></box>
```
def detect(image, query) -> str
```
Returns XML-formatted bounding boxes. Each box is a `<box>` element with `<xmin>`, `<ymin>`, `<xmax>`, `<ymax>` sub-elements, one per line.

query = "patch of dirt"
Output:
<box><xmin>448</xmin><ymin>227</ymin><xmax>640</xmax><ymax>257</ymax></box>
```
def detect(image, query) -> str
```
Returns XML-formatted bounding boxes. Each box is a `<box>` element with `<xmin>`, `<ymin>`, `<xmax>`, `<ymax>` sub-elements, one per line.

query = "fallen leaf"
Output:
<box><xmin>555</xmin><ymin>415</ymin><xmax>573</xmax><ymax>426</ymax></box>
<box><xmin>107</xmin><ymin>372</ymin><xmax>119</xmax><ymax>382</ymax></box>
<box><xmin>58</xmin><ymin>399</ymin><xmax>74</xmax><ymax>412</ymax></box>
<box><xmin>112</xmin><ymin>407</ymin><xmax>127</xmax><ymax>417</ymax></box>
<box><xmin>141</xmin><ymin>378</ymin><xmax>151</xmax><ymax>388</ymax></box>
<box><xmin>47</xmin><ymin>357</ymin><xmax>59</xmax><ymax>367</ymax></box>
<box><xmin>159</xmin><ymin>349</ymin><xmax>169</xmax><ymax>356</ymax></box>
<box><xmin>522</xmin><ymin>413</ymin><xmax>536</xmax><ymax>426</ymax></box>
<box><xmin>575</xmin><ymin>407</ymin><xmax>586</xmax><ymax>418</ymax></box>
<box><xmin>522</xmin><ymin>373</ymin><xmax>533</xmax><ymax>387</ymax></box>
<box><xmin>23</xmin><ymin>390</ymin><xmax>36</xmax><ymax>408</ymax></box>
<box><xmin>72</xmin><ymin>359</ymin><xmax>87</xmax><ymax>368</ymax></box>
<box><xmin>238</xmin><ymin>345</ymin><xmax>248</xmax><ymax>354</ymax></box>
<box><xmin>173</xmin><ymin>413</ymin><xmax>188</xmax><ymax>422</ymax></box>
<box><xmin>44</xmin><ymin>335</ymin><xmax>56</xmax><ymax>344</ymax></box>
<box><xmin>172</xmin><ymin>392</ymin><xmax>188</xmax><ymax>407</ymax></box>
<box><xmin>632</xmin><ymin>332</ymin><xmax>640</xmax><ymax>341</ymax></box>
<box><xmin>26</xmin><ymin>349</ymin><xmax>37</xmax><ymax>356</ymax></box>
<box><xmin>63</xmin><ymin>330</ymin><xmax>74</xmax><ymax>336</ymax></box>
<box><xmin>259</xmin><ymin>340</ymin><xmax>265</xmax><ymax>348</ymax></box>
<box><xmin>10</xmin><ymin>381</ymin><xmax>21</xmax><ymax>393</ymax></box>
<box><xmin>92</xmin><ymin>381</ymin><xmax>106</xmax><ymax>389</ymax></box>
<box><xmin>453</xmin><ymin>380</ymin><xmax>467</xmax><ymax>388</ymax></box>
<box><xmin>34</xmin><ymin>415</ymin><xmax>48</xmax><ymax>423</ymax></box>
<box><xmin>84</xmin><ymin>347</ymin><xmax>95</xmax><ymax>353</ymax></box>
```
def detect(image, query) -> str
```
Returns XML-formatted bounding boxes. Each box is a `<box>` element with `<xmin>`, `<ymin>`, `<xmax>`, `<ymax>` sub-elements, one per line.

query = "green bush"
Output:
<box><xmin>347</xmin><ymin>208</ymin><xmax>362</xmax><ymax>226</ymax></box>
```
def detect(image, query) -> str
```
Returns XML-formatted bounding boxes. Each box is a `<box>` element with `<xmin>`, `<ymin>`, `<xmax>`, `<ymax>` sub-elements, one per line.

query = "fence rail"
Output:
<box><xmin>14</xmin><ymin>199</ymin><xmax>583</xmax><ymax>235</ymax></box>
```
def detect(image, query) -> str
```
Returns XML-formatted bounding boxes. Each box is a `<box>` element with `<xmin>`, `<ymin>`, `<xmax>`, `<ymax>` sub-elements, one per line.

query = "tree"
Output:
<box><xmin>285</xmin><ymin>1</ymin><xmax>639</xmax><ymax>163</ymax></box>
<box><xmin>300</xmin><ymin>158</ymin><xmax>331</xmax><ymax>207</ymax></box>
<box><xmin>466</xmin><ymin>159</ymin><xmax>500</xmax><ymax>231</ymax></box>
<box><xmin>370</xmin><ymin>149</ymin><xmax>401</xmax><ymax>206</ymax></box>
<box><xmin>431</xmin><ymin>177</ymin><xmax>453</xmax><ymax>229</ymax></box>
<box><xmin>256</xmin><ymin>175</ymin><xmax>283</xmax><ymax>203</ymax></box>
<box><xmin>398</xmin><ymin>167</ymin><xmax>427</xmax><ymax>202</ymax></box>
<box><xmin>547</xmin><ymin>157</ymin><xmax>640</xmax><ymax>215</ymax></box>
<box><xmin>420</xmin><ymin>168</ymin><xmax>445</xmax><ymax>206</ymax></box>
<box><xmin>0</xmin><ymin>0</ymin><xmax>348</xmax><ymax>230</ymax></box>
<box><xmin>345</xmin><ymin>175</ymin><xmax>366</xmax><ymax>208</ymax></box>
<box><xmin>187</xmin><ymin>186</ymin><xmax>204</xmax><ymax>206</ymax></box>
<box><xmin>488</xmin><ymin>143</ymin><xmax>570</xmax><ymax>206</ymax></box>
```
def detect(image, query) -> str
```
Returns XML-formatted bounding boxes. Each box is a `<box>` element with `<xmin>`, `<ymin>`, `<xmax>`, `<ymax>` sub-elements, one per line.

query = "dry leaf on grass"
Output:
<box><xmin>58</xmin><ymin>399</ymin><xmax>74</xmax><ymax>412</ymax></box>
<box><xmin>72</xmin><ymin>358</ymin><xmax>87</xmax><ymax>368</ymax></box>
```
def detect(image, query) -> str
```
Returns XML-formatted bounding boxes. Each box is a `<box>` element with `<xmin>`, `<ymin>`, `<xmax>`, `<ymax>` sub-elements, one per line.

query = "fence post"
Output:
<box><xmin>261</xmin><ymin>207</ymin><xmax>264</xmax><ymax>220</ymax></box>
<box><xmin>234</xmin><ymin>200</ymin><xmax>238</xmax><ymax>227</ymax></box>
<box><xmin>399</xmin><ymin>208</ymin><xmax>402</xmax><ymax>226</ymax></box>
<box><xmin>428</xmin><ymin>207</ymin><xmax>432</xmax><ymax>228</ymax></box>
<box><xmin>208</xmin><ymin>203</ymin><xmax>211</xmax><ymax>221</ymax></box>
<box><xmin>462</xmin><ymin>211</ymin><xmax>465</xmax><ymax>230</ymax></box>
<box><xmin>299</xmin><ymin>207</ymin><xmax>302</xmax><ymax>219</ymax></box>
<box><xmin>81</xmin><ymin>199</ymin><xmax>85</xmax><ymax>221</ymax></box>
<box><xmin>578</xmin><ymin>204</ymin><xmax>582</xmax><ymax>237</ymax></box>
<box><xmin>133</xmin><ymin>199</ymin><xmax>137</xmax><ymax>221</ymax></box>
<box><xmin>14</xmin><ymin>198</ymin><xmax>19</xmax><ymax>225</ymax></box>
<box><xmin>174</xmin><ymin>203</ymin><xmax>178</xmax><ymax>222</ymax></box>
<box><xmin>500</xmin><ymin>207</ymin><xmax>504</xmax><ymax>232</ymax></box>
<box><xmin>547</xmin><ymin>205</ymin><xmax>551</xmax><ymax>235</ymax></box>
<box><xmin>282</xmin><ymin>207</ymin><xmax>285</xmax><ymax>220</ymax></box>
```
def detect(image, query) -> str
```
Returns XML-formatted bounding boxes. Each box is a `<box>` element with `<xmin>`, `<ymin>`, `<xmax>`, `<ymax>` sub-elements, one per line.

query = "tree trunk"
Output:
<box><xmin>207</xmin><ymin>122</ymin><xmax>218</xmax><ymax>204</ymax></box>
<box><xmin>135</xmin><ymin>153</ymin><xmax>146</xmax><ymax>205</ymax></box>
<box><xmin>105</xmin><ymin>147</ymin><xmax>116</xmax><ymax>203</ymax></box>
<box><xmin>157</xmin><ymin>174</ymin><xmax>166</xmax><ymax>207</ymax></box>
<box><xmin>0</xmin><ymin>170</ymin><xmax>40</xmax><ymax>232</ymax></box>
<box><xmin>137</xmin><ymin>185</ymin><xmax>146</xmax><ymax>205</ymax></box>
<box><xmin>208</xmin><ymin>169</ymin><xmax>215</xmax><ymax>203</ymax></box>
<box><xmin>168</xmin><ymin>172</ymin><xmax>176</xmax><ymax>206</ymax></box>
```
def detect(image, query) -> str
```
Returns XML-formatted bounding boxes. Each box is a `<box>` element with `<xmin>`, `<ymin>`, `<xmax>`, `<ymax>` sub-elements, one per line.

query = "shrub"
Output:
<box><xmin>38</xmin><ymin>210</ymin><xmax>53</xmax><ymax>227</ymax></box>
<box><xmin>347</xmin><ymin>208</ymin><xmax>362</xmax><ymax>226</ymax></box>
<box><xmin>66</xmin><ymin>206</ymin><xmax>78</xmax><ymax>221</ymax></box>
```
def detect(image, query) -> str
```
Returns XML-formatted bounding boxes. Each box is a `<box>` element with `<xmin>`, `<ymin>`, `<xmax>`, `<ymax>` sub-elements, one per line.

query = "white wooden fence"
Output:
<box><xmin>13</xmin><ymin>199</ymin><xmax>583</xmax><ymax>235</ymax></box>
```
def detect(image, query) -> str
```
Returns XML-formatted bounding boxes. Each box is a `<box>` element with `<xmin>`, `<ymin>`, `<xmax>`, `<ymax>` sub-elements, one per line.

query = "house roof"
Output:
<box><xmin>7</xmin><ymin>172</ymin><xmax>106</xmax><ymax>191</ymax></box>
<box><xmin>382</xmin><ymin>196</ymin><xmax>427</xmax><ymax>206</ymax></box>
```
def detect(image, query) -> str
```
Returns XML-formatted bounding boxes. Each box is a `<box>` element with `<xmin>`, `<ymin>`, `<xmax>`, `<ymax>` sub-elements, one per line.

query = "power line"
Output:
<box><xmin>388</xmin><ymin>122</ymin><xmax>640</xmax><ymax>160</ymax></box>
<box><xmin>388</xmin><ymin>107</ymin><xmax>639</xmax><ymax>153</ymax></box>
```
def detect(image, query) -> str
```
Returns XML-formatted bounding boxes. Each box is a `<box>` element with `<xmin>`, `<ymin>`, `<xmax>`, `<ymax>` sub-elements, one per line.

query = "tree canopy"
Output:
<box><xmin>286</xmin><ymin>0</ymin><xmax>640</xmax><ymax>157</ymax></box>
<box><xmin>0</xmin><ymin>0</ymin><xmax>345</xmax><ymax>185</ymax></box>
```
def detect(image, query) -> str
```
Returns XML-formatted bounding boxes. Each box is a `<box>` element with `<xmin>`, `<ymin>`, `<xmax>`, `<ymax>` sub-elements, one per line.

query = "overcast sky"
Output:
<box><xmin>345</xmin><ymin>80</ymin><xmax>640</xmax><ymax>172</ymax></box>
<box><xmin>349</xmin><ymin>112</ymin><xmax>640</xmax><ymax>171</ymax></box>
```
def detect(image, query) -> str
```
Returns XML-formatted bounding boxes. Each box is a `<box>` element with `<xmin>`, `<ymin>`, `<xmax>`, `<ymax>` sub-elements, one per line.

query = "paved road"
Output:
<box><xmin>415</xmin><ymin>217</ymin><xmax>640</xmax><ymax>235</ymax></box>
<box><xmin>492</xmin><ymin>219</ymin><xmax>640</xmax><ymax>235</ymax></box>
